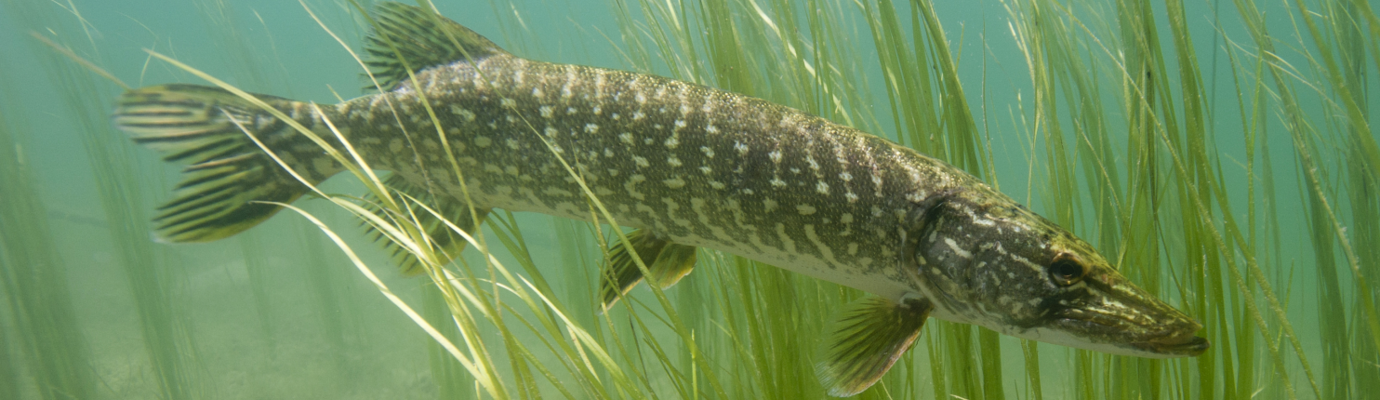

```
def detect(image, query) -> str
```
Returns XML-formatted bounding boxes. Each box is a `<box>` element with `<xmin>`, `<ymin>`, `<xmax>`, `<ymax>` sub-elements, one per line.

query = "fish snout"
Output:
<box><xmin>1140</xmin><ymin>315</ymin><xmax>1209</xmax><ymax>356</ymax></box>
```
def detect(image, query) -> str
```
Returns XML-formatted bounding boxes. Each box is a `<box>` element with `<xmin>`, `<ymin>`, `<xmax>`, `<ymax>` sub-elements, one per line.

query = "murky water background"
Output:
<box><xmin>1</xmin><ymin>0</ymin><xmax>1374</xmax><ymax>398</ymax></box>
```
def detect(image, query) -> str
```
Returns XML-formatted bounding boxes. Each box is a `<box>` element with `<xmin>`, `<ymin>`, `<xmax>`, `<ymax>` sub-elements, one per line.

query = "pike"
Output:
<box><xmin>112</xmin><ymin>3</ymin><xmax>1207</xmax><ymax>396</ymax></box>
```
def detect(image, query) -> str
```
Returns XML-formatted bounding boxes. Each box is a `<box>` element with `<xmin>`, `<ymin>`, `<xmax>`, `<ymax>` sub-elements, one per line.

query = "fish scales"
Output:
<box><xmin>329</xmin><ymin>54</ymin><xmax>971</xmax><ymax>299</ymax></box>
<box><xmin>111</xmin><ymin>4</ymin><xmax>1207</xmax><ymax>396</ymax></box>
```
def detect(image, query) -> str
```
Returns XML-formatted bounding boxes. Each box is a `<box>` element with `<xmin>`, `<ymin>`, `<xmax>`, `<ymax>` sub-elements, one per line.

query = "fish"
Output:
<box><xmin>110</xmin><ymin>2</ymin><xmax>1208</xmax><ymax>396</ymax></box>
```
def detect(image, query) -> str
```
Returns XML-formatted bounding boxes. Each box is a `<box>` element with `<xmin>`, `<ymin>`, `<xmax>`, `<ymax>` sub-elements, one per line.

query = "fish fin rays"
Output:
<box><xmin>816</xmin><ymin>296</ymin><xmax>933</xmax><ymax>397</ymax></box>
<box><xmin>113</xmin><ymin>84</ymin><xmax>312</xmax><ymax>243</ymax></box>
<box><xmin>599</xmin><ymin>229</ymin><xmax>697</xmax><ymax>310</ymax></box>
<box><xmin>362</xmin><ymin>174</ymin><xmax>489</xmax><ymax>276</ymax></box>
<box><xmin>364</xmin><ymin>2</ymin><xmax>512</xmax><ymax>92</ymax></box>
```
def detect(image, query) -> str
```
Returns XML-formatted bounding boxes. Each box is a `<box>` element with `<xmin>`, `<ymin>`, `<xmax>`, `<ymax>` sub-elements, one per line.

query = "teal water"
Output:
<box><xmin>0</xmin><ymin>0</ymin><xmax>1375</xmax><ymax>399</ymax></box>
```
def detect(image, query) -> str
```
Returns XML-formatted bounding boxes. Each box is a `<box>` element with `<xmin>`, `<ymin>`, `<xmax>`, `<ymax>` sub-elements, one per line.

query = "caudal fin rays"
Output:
<box><xmin>113</xmin><ymin>84</ymin><xmax>315</xmax><ymax>243</ymax></box>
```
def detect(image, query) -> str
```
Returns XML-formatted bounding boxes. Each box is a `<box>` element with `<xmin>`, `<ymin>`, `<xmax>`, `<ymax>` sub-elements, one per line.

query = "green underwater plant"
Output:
<box><xmin>3</xmin><ymin>0</ymin><xmax>1378</xmax><ymax>398</ymax></box>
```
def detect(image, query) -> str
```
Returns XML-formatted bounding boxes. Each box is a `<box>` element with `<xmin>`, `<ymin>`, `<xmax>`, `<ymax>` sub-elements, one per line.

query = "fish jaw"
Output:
<box><xmin>901</xmin><ymin>186</ymin><xmax>1209</xmax><ymax>359</ymax></box>
<box><xmin>1027</xmin><ymin>270</ymin><xmax>1210</xmax><ymax>358</ymax></box>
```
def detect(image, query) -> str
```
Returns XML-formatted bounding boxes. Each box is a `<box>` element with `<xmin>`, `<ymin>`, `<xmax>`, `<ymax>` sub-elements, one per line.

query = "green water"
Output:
<box><xmin>0</xmin><ymin>0</ymin><xmax>1376</xmax><ymax>399</ymax></box>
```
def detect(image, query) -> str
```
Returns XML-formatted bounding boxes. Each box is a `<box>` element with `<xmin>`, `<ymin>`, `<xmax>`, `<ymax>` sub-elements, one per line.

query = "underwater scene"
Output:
<box><xmin>1</xmin><ymin>0</ymin><xmax>1377</xmax><ymax>399</ymax></box>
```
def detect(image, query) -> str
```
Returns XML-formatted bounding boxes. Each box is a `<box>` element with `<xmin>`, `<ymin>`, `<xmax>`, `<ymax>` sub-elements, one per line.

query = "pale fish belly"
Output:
<box><xmin>112</xmin><ymin>7</ymin><xmax>1210</xmax><ymax>396</ymax></box>
<box><xmin>338</xmin><ymin>55</ymin><xmax>968</xmax><ymax>303</ymax></box>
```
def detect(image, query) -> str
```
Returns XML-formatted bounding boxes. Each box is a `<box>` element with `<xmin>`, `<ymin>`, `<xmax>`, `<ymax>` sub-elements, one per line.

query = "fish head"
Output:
<box><xmin>903</xmin><ymin>188</ymin><xmax>1208</xmax><ymax>358</ymax></box>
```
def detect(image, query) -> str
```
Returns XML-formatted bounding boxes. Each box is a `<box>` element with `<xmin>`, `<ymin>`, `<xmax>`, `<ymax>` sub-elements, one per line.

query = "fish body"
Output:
<box><xmin>112</xmin><ymin>3</ymin><xmax>1207</xmax><ymax>396</ymax></box>
<box><xmin>339</xmin><ymin>54</ymin><xmax>968</xmax><ymax>305</ymax></box>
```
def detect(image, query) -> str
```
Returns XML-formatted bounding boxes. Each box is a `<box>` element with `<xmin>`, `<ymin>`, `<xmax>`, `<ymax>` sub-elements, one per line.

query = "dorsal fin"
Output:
<box><xmin>363</xmin><ymin>2</ymin><xmax>511</xmax><ymax>91</ymax></box>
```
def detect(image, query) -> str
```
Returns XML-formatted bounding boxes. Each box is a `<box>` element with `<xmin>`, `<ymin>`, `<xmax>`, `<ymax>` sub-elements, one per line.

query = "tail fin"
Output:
<box><xmin>113</xmin><ymin>84</ymin><xmax>320</xmax><ymax>243</ymax></box>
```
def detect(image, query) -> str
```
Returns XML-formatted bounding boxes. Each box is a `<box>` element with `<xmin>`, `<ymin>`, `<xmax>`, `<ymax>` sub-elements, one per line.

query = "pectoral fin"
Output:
<box><xmin>599</xmin><ymin>229</ymin><xmax>697</xmax><ymax>310</ymax></box>
<box><xmin>816</xmin><ymin>296</ymin><xmax>933</xmax><ymax>397</ymax></box>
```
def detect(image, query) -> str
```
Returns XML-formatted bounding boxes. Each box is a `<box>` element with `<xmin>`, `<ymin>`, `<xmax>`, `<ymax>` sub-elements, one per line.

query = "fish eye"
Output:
<box><xmin>1048</xmin><ymin>255</ymin><xmax>1085</xmax><ymax>286</ymax></box>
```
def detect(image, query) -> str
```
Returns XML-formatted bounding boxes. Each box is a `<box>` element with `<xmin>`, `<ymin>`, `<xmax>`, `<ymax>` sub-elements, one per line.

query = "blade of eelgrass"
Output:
<box><xmin>194</xmin><ymin>0</ymin><xmax>284</xmax><ymax>94</ymax></box>
<box><xmin>1161</xmin><ymin>1</ymin><xmax>1221</xmax><ymax>398</ymax></box>
<box><xmin>563</xmin><ymin>3</ymin><xmax>884</xmax><ymax>397</ymax></box>
<box><xmin>0</xmin><ymin>78</ymin><xmax>96</xmax><ymax>400</ymax></box>
<box><xmin>1008</xmin><ymin>1</ymin><xmax>1124</xmax><ymax>397</ymax></box>
<box><xmin>1220</xmin><ymin>23</ymin><xmax>1266</xmax><ymax>400</ymax></box>
<box><xmin>417</xmin><ymin>199</ymin><xmax>657</xmax><ymax>398</ymax></box>
<box><xmin>421</xmin><ymin>278</ymin><xmax>476</xmax><ymax>400</ymax></box>
<box><xmin>912</xmin><ymin>0</ymin><xmax>985</xmax><ymax>177</ymax></box>
<box><xmin>359</xmin><ymin>5</ymin><xmax>720</xmax><ymax>396</ymax></box>
<box><xmin>1020</xmin><ymin>340</ymin><xmax>1042</xmax><ymax>400</ymax></box>
<box><xmin>1331</xmin><ymin>2</ymin><xmax>1380</xmax><ymax>389</ymax></box>
<box><xmin>1111</xmin><ymin>11</ymin><xmax>1168</xmax><ymax>397</ymax></box>
<box><xmin>0</xmin><ymin>310</ymin><xmax>18</xmax><ymax>400</ymax></box>
<box><xmin>191</xmin><ymin>3</ymin><xmax>299</xmax><ymax>343</ymax></box>
<box><xmin>148</xmin><ymin>41</ymin><xmax>519</xmax><ymax>397</ymax></box>
<box><xmin>1004</xmin><ymin>0</ymin><xmax>1346</xmax><ymax>397</ymax></box>
<box><xmin>856</xmin><ymin>2</ymin><xmax>995</xmax><ymax>397</ymax></box>
<box><xmin>293</xmin><ymin>218</ymin><xmax>353</xmax><ymax>367</ymax></box>
<box><xmin>1304</xmin><ymin>161</ymin><xmax>1352</xmax><ymax>400</ymax></box>
<box><xmin>18</xmin><ymin>3</ymin><xmax>200</xmax><ymax>398</ymax></box>
<box><xmin>309</xmin><ymin>5</ymin><xmax>688</xmax><ymax>398</ymax></box>
<box><xmin>639</xmin><ymin>1</ymin><xmax>954</xmax><ymax>397</ymax></box>
<box><xmin>351</xmin><ymin>8</ymin><xmax>543</xmax><ymax>393</ymax></box>
<box><xmin>699</xmin><ymin>6</ymin><xmax>891</xmax><ymax>393</ymax></box>
<box><xmin>551</xmin><ymin>218</ymin><xmax>601</xmax><ymax>332</ymax></box>
<box><xmin>275</xmin><ymin>202</ymin><xmax>504</xmax><ymax>397</ymax></box>
<box><xmin>114</xmin><ymin>1</ymin><xmax>1380</xmax><ymax>398</ymax></box>
<box><xmin>512</xmin><ymin>88</ymin><xmax>732</xmax><ymax>399</ymax></box>
<box><xmin>239</xmin><ymin>232</ymin><xmax>279</xmax><ymax>342</ymax></box>
<box><xmin>1307</xmin><ymin>2</ymin><xmax>1380</xmax><ymax>385</ymax></box>
<box><xmin>255</xmin><ymin>99</ymin><xmax>509</xmax><ymax>396</ymax></box>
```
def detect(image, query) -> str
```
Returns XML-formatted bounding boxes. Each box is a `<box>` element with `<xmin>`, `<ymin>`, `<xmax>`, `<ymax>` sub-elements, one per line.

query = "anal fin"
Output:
<box><xmin>363</xmin><ymin>174</ymin><xmax>489</xmax><ymax>275</ymax></box>
<box><xmin>599</xmin><ymin>229</ymin><xmax>697</xmax><ymax>310</ymax></box>
<box><xmin>816</xmin><ymin>296</ymin><xmax>933</xmax><ymax>397</ymax></box>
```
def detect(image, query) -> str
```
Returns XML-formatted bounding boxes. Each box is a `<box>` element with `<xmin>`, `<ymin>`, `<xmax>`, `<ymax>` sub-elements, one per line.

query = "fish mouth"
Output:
<box><xmin>1134</xmin><ymin>329</ymin><xmax>1209</xmax><ymax>356</ymax></box>
<box><xmin>1055</xmin><ymin>308</ymin><xmax>1209</xmax><ymax>358</ymax></box>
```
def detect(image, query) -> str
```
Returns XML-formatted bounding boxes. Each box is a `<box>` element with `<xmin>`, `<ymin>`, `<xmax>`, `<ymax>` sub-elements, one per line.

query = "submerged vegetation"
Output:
<box><xmin>1</xmin><ymin>0</ymin><xmax>1377</xmax><ymax>399</ymax></box>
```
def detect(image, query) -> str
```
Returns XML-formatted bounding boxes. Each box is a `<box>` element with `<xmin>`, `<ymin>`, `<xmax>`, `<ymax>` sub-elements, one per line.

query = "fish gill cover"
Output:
<box><xmin>0</xmin><ymin>0</ymin><xmax>1376</xmax><ymax>399</ymax></box>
